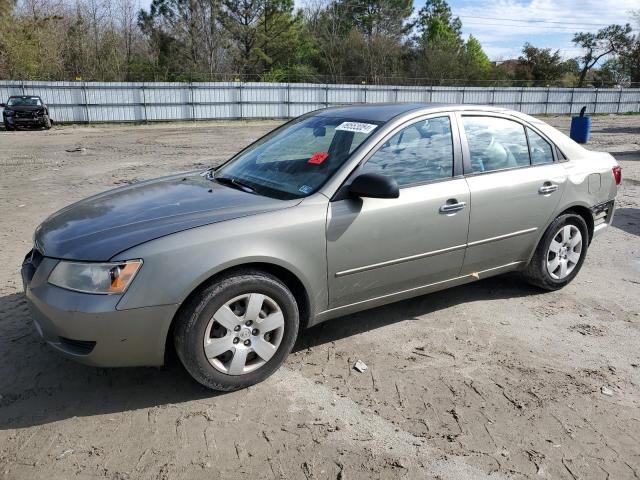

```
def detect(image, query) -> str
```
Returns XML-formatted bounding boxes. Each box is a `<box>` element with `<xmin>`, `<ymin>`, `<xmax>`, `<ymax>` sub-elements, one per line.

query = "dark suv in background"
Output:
<box><xmin>2</xmin><ymin>95</ymin><xmax>52</xmax><ymax>130</ymax></box>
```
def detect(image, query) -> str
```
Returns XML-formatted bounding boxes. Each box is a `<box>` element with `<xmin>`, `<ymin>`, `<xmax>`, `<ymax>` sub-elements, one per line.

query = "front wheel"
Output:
<box><xmin>522</xmin><ymin>213</ymin><xmax>589</xmax><ymax>290</ymax></box>
<box><xmin>43</xmin><ymin>115</ymin><xmax>52</xmax><ymax>130</ymax></box>
<box><xmin>4</xmin><ymin>121</ymin><xmax>15</xmax><ymax>131</ymax></box>
<box><xmin>174</xmin><ymin>270</ymin><xmax>299</xmax><ymax>391</ymax></box>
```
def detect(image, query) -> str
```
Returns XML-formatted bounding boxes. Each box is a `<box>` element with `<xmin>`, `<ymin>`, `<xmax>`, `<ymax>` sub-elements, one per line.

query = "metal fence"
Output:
<box><xmin>2</xmin><ymin>81</ymin><xmax>639</xmax><ymax>124</ymax></box>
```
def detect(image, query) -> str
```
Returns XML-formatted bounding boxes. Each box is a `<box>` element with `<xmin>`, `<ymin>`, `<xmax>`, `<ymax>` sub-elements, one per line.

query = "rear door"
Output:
<box><xmin>458</xmin><ymin>113</ymin><xmax>567</xmax><ymax>274</ymax></box>
<box><xmin>326</xmin><ymin>114</ymin><xmax>470</xmax><ymax>308</ymax></box>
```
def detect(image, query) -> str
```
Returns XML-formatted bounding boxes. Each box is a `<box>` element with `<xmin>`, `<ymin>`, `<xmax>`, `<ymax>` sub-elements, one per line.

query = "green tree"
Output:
<box><xmin>220</xmin><ymin>0</ymin><xmax>302</xmax><ymax>77</ymax></box>
<box><xmin>306</xmin><ymin>0</ymin><xmax>413</xmax><ymax>82</ymax></box>
<box><xmin>415</xmin><ymin>0</ymin><xmax>462</xmax><ymax>50</ymax></box>
<box><xmin>573</xmin><ymin>24</ymin><xmax>633</xmax><ymax>86</ymax></box>
<box><xmin>618</xmin><ymin>11</ymin><xmax>639</xmax><ymax>83</ymax></box>
<box><xmin>516</xmin><ymin>43</ymin><xmax>567</xmax><ymax>84</ymax></box>
<box><xmin>462</xmin><ymin>34</ymin><xmax>491</xmax><ymax>81</ymax></box>
<box><xmin>411</xmin><ymin>0</ymin><xmax>492</xmax><ymax>83</ymax></box>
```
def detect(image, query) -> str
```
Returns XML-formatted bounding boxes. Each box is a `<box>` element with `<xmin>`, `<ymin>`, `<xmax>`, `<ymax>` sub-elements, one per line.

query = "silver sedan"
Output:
<box><xmin>22</xmin><ymin>104</ymin><xmax>620</xmax><ymax>391</ymax></box>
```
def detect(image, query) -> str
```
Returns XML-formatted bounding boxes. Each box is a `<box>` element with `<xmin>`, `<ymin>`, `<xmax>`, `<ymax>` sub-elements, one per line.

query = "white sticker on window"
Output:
<box><xmin>335</xmin><ymin>122</ymin><xmax>377</xmax><ymax>134</ymax></box>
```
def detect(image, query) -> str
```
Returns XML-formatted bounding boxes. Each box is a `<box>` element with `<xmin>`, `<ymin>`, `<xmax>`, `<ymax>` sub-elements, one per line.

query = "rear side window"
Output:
<box><xmin>527</xmin><ymin>128</ymin><xmax>554</xmax><ymax>165</ymax></box>
<box><xmin>462</xmin><ymin>116</ymin><xmax>530</xmax><ymax>173</ymax></box>
<box><xmin>361</xmin><ymin>116</ymin><xmax>454</xmax><ymax>187</ymax></box>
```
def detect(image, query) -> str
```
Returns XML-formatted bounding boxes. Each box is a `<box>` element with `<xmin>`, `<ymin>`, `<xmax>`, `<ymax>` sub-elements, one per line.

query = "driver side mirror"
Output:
<box><xmin>348</xmin><ymin>172</ymin><xmax>399</xmax><ymax>199</ymax></box>
<box><xmin>0</xmin><ymin>103</ymin><xmax>5</xmax><ymax>108</ymax></box>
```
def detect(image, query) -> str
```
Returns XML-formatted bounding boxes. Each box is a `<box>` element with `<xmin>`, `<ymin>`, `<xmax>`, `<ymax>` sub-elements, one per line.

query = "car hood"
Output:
<box><xmin>34</xmin><ymin>172</ymin><xmax>300</xmax><ymax>261</ymax></box>
<box><xmin>5</xmin><ymin>105</ymin><xmax>43</xmax><ymax>112</ymax></box>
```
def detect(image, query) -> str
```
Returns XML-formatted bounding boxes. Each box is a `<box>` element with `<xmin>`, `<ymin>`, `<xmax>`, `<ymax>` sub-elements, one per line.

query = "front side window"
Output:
<box><xmin>463</xmin><ymin>116</ymin><xmax>530</xmax><ymax>173</ymax></box>
<box><xmin>361</xmin><ymin>116</ymin><xmax>454</xmax><ymax>187</ymax></box>
<box><xmin>215</xmin><ymin>116</ymin><xmax>381</xmax><ymax>199</ymax></box>
<box><xmin>527</xmin><ymin>128</ymin><xmax>554</xmax><ymax>165</ymax></box>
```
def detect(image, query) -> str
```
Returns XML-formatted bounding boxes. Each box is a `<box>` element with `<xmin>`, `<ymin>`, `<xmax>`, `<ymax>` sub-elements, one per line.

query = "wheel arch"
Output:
<box><xmin>525</xmin><ymin>202</ymin><xmax>594</xmax><ymax>266</ymax></box>
<box><xmin>164</xmin><ymin>261</ymin><xmax>312</xmax><ymax>364</ymax></box>
<box><xmin>556</xmin><ymin>204</ymin><xmax>594</xmax><ymax>244</ymax></box>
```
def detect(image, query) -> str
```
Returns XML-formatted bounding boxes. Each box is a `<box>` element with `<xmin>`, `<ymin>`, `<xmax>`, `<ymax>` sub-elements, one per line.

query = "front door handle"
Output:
<box><xmin>439</xmin><ymin>200</ymin><xmax>466</xmax><ymax>214</ymax></box>
<box><xmin>538</xmin><ymin>183</ymin><xmax>558</xmax><ymax>195</ymax></box>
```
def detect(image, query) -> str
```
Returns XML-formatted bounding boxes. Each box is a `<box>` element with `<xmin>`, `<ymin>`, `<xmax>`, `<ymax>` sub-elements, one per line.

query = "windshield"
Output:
<box><xmin>7</xmin><ymin>96</ymin><xmax>42</xmax><ymax>107</ymax></box>
<box><xmin>214</xmin><ymin>115</ymin><xmax>382</xmax><ymax>199</ymax></box>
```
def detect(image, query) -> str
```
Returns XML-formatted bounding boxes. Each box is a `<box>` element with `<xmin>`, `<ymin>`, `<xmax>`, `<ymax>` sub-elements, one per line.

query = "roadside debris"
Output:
<box><xmin>601</xmin><ymin>386</ymin><xmax>614</xmax><ymax>396</ymax></box>
<box><xmin>56</xmin><ymin>449</ymin><xmax>73</xmax><ymax>460</ymax></box>
<box><xmin>353</xmin><ymin>359</ymin><xmax>368</xmax><ymax>373</ymax></box>
<box><xmin>65</xmin><ymin>147</ymin><xmax>86</xmax><ymax>153</ymax></box>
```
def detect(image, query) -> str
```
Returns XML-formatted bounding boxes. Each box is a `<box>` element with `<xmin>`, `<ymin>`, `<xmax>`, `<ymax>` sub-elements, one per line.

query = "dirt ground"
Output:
<box><xmin>0</xmin><ymin>114</ymin><xmax>639</xmax><ymax>480</ymax></box>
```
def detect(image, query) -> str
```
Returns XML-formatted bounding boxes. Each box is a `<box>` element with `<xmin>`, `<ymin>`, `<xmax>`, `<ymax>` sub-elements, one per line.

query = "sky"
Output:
<box><xmin>437</xmin><ymin>0</ymin><xmax>639</xmax><ymax>60</ymax></box>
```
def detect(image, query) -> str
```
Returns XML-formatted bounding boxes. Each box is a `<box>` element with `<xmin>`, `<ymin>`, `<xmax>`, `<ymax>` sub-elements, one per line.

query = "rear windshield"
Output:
<box><xmin>7</xmin><ymin>97</ymin><xmax>42</xmax><ymax>107</ymax></box>
<box><xmin>214</xmin><ymin>115</ymin><xmax>382</xmax><ymax>199</ymax></box>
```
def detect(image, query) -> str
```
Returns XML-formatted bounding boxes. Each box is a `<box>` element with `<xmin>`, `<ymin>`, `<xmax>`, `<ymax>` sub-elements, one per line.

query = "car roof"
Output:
<box><xmin>315</xmin><ymin>103</ymin><xmax>508</xmax><ymax>122</ymax></box>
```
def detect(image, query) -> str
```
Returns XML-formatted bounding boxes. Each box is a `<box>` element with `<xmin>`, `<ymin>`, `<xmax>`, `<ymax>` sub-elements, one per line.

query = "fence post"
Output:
<box><xmin>394</xmin><ymin>87</ymin><xmax>398</xmax><ymax>103</ymax></box>
<box><xmin>491</xmin><ymin>86</ymin><xmax>496</xmax><ymax>105</ymax></box>
<box><xmin>82</xmin><ymin>82</ymin><xmax>90</xmax><ymax>123</ymax></box>
<box><xmin>238</xmin><ymin>82</ymin><xmax>243</xmax><ymax>119</ymax></box>
<box><xmin>325</xmin><ymin>84</ymin><xmax>329</xmax><ymax>108</ymax></box>
<box><xmin>189</xmin><ymin>82</ymin><xmax>195</xmax><ymax>121</ymax></box>
<box><xmin>617</xmin><ymin>88</ymin><xmax>623</xmax><ymax>114</ymax></box>
<box><xmin>519</xmin><ymin>87</ymin><xmax>524</xmax><ymax>112</ymax></box>
<box><xmin>593</xmin><ymin>87</ymin><xmax>598</xmax><ymax>114</ymax></box>
<box><xmin>461</xmin><ymin>86</ymin><xmax>466</xmax><ymax>104</ymax></box>
<box><xmin>362</xmin><ymin>84</ymin><xmax>367</xmax><ymax>104</ymax></box>
<box><xmin>286</xmin><ymin>83</ymin><xmax>290</xmax><ymax>119</ymax></box>
<box><xmin>544</xmin><ymin>87</ymin><xmax>550</xmax><ymax>115</ymax></box>
<box><xmin>21</xmin><ymin>81</ymin><xmax>26</xmax><ymax>95</ymax></box>
<box><xmin>141</xmin><ymin>83</ymin><xmax>147</xmax><ymax>123</ymax></box>
<box><xmin>569</xmin><ymin>88</ymin><xmax>575</xmax><ymax>116</ymax></box>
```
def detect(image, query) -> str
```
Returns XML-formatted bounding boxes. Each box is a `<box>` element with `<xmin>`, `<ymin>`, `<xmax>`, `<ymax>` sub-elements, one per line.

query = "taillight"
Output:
<box><xmin>612</xmin><ymin>166</ymin><xmax>622</xmax><ymax>186</ymax></box>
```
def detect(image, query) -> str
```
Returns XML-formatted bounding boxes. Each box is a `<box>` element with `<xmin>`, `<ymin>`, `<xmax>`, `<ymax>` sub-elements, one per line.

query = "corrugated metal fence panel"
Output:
<box><xmin>1</xmin><ymin>81</ymin><xmax>639</xmax><ymax>123</ymax></box>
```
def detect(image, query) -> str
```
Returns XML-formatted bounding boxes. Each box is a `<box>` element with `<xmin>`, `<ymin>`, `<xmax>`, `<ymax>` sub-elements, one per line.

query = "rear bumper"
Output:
<box><xmin>591</xmin><ymin>200</ymin><xmax>615</xmax><ymax>239</ymax></box>
<box><xmin>21</xmin><ymin>252</ymin><xmax>177</xmax><ymax>367</ymax></box>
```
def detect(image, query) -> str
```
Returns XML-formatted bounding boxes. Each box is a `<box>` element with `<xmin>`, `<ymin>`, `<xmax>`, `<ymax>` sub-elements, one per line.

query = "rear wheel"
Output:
<box><xmin>174</xmin><ymin>270</ymin><xmax>299</xmax><ymax>391</ymax></box>
<box><xmin>522</xmin><ymin>213</ymin><xmax>589</xmax><ymax>290</ymax></box>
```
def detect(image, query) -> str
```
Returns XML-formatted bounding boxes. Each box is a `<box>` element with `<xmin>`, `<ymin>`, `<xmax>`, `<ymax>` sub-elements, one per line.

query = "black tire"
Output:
<box><xmin>43</xmin><ymin>115</ymin><xmax>52</xmax><ymax>130</ymax></box>
<box><xmin>174</xmin><ymin>270</ymin><xmax>299</xmax><ymax>391</ymax></box>
<box><xmin>4</xmin><ymin>121</ymin><xmax>14</xmax><ymax>131</ymax></box>
<box><xmin>522</xmin><ymin>213</ymin><xmax>589</xmax><ymax>291</ymax></box>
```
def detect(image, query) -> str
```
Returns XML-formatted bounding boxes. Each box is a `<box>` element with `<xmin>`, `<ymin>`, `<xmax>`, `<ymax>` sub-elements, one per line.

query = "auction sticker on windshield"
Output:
<box><xmin>335</xmin><ymin>122</ymin><xmax>377</xmax><ymax>134</ymax></box>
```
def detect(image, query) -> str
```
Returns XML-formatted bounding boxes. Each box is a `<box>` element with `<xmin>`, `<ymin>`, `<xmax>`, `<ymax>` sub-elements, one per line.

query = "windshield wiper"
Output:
<box><xmin>213</xmin><ymin>175</ymin><xmax>256</xmax><ymax>194</ymax></box>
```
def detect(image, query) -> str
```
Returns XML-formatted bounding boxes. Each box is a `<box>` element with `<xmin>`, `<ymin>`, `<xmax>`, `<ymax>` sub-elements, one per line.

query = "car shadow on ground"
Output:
<box><xmin>612</xmin><ymin>207</ymin><xmax>640</xmax><ymax>237</ymax></box>
<box><xmin>0</xmin><ymin>273</ymin><xmax>542</xmax><ymax>430</ymax></box>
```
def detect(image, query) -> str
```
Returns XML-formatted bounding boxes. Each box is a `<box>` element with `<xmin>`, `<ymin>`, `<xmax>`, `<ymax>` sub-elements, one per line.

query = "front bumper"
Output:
<box><xmin>21</xmin><ymin>250</ymin><xmax>177</xmax><ymax>367</ymax></box>
<box><xmin>4</xmin><ymin>114</ymin><xmax>46</xmax><ymax>127</ymax></box>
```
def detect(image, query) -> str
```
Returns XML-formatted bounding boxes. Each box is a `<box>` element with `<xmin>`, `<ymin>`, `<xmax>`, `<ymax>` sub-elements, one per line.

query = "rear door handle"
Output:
<box><xmin>439</xmin><ymin>200</ymin><xmax>466</xmax><ymax>214</ymax></box>
<box><xmin>538</xmin><ymin>183</ymin><xmax>558</xmax><ymax>195</ymax></box>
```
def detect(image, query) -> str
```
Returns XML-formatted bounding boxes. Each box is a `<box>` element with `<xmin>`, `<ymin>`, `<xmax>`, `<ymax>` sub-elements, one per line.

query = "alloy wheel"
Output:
<box><xmin>546</xmin><ymin>224</ymin><xmax>582</xmax><ymax>280</ymax></box>
<box><xmin>203</xmin><ymin>293</ymin><xmax>285</xmax><ymax>375</ymax></box>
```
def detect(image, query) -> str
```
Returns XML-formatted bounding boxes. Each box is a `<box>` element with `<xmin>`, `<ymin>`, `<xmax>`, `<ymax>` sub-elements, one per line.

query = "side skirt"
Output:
<box><xmin>311</xmin><ymin>261</ymin><xmax>524</xmax><ymax>326</ymax></box>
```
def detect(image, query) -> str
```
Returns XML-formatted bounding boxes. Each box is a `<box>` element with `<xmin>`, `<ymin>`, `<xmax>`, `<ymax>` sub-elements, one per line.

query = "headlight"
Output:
<box><xmin>48</xmin><ymin>260</ymin><xmax>142</xmax><ymax>294</ymax></box>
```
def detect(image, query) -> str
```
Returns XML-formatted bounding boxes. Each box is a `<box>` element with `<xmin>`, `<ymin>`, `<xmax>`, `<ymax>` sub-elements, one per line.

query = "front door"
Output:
<box><xmin>326</xmin><ymin>114</ymin><xmax>470</xmax><ymax>309</ymax></box>
<box><xmin>458</xmin><ymin>114</ymin><xmax>567</xmax><ymax>274</ymax></box>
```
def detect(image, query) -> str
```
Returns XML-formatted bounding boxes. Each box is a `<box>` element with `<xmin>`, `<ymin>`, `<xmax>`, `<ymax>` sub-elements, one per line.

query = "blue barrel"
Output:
<box><xmin>570</xmin><ymin>115</ymin><xmax>591</xmax><ymax>144</ymax></box>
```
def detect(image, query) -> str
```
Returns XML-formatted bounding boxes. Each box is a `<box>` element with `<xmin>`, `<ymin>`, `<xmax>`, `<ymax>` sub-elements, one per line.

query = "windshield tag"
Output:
<box><xmin>336</xmin><ymin>122</ymin><xmax>377</xmax><ymax>134</ymax></box>
<box><xmin>308</xmin><ymin>152</ymin><xmax>329</xmax><ymax>165</ymax></box>
<box><xmin>298</xmin><ymin>185</ymin><xmax>313</xmax><ymax>194</ymax></box>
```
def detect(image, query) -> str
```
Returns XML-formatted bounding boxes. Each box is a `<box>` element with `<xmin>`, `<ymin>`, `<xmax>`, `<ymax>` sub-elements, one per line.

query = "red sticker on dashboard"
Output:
<box><xmin>308</xmin><ymin>152</ymin><xmax>329</xmax><ymax>165</ymax></box>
